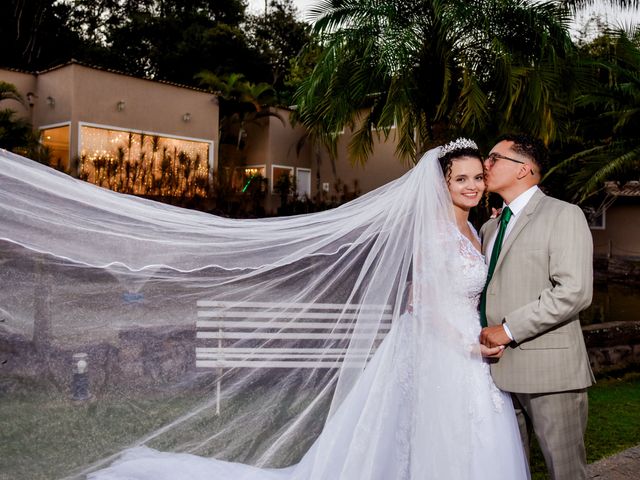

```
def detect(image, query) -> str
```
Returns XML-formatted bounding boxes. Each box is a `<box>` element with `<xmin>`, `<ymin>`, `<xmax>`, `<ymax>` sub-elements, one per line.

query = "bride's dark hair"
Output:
<box><xmin>438</xmin><ymin>138</ymin><xmax>482</xmax><ymax>182</ymax></box>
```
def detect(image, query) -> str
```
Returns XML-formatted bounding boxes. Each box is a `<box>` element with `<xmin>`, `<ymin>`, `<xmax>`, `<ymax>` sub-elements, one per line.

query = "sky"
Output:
<box><xmin>246</xmin><ymin>0</ymin><xmax>640</xmax><ymax>31</ymax></box>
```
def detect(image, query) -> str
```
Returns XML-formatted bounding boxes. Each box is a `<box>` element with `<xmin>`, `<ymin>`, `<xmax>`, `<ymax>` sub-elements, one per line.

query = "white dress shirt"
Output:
<box><xmin>485</xmin><ymin>185</ymin><xmax>539</xmax><ymax>339</ymax></box>
<box><xmin>485</xmin><ymin>185</ymin><xmax>539</xmax><ymax>255</ymax></box>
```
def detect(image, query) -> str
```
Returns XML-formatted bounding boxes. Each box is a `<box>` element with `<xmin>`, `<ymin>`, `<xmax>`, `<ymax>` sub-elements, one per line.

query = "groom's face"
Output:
<box><xmin>484</xmin><ymin>141</ymin><xmax>526</xmax><ymax>194</ymax></box>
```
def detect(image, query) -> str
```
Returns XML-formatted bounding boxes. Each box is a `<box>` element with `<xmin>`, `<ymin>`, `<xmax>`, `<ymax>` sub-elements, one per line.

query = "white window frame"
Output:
<box><xmin>39</xmin><ymin>121</ymin><xmax>72</xmax><ymax>131</ymax></box>
<box><xmin>584</xmin><ymin>208</ymin><xmax>607</xmax><ymax>230</ymax></box>
<box><xmin>371</xmin><ymin>118</ymin><xmax>398</xmax><ymax>131</ymax></box>
<box><xmin>588</xmin><ymin>208</ymin><xmax>606</xmax><ymax>230</ymax></box>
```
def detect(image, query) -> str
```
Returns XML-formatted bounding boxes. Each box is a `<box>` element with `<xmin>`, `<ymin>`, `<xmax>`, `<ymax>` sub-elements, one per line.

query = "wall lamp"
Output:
<box><xmin>26</xmin><ymin>92</ymin><xmax>37</xmax><ymax>107</ymax></box>
<box><xmin>46</xmin><ymin>96</ymin><xmax>55</xmax><ymax>108</ymax></box>
<box><xmin>117</xmin><ymin>100</ymin><xmax>126</xmax><ymax>111</ymax></box>
<box><xmin>182</xmin><ymin>112</ymin><xmax>192</xmax><ymax>122</ymax></box>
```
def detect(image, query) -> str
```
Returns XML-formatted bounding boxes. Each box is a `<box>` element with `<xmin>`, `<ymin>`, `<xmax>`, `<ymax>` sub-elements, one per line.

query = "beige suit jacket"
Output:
<box><xmin>480</xmin><ymin>189</ymin><xmax>595</xmax><ymax>393</ymax></box>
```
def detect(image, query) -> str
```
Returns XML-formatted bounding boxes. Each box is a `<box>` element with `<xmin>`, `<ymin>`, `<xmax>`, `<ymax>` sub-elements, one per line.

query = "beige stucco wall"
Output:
<box><xmin>0</xmin><ymin>69</ymin><xmax>37</xmax><ymax>121</ymax></box>
<box><xmin>242</xmin><ymin>108</ymin><xmax>311</xmax><ymax>169</ymax></box>
<box><xmin>66</xmin><ymin>64</ymin><xmax>217</xmax><ymax>142</ymax></box>
<box><xmin>265</xmin><ymin>109</ymin><xmax>311</xmax><ymax>169</ymax></box>
<box><xmin>314</xmin><ymin>127</ymin><xmax>411</xmax><ymax>200</ymax></box>
<box><xmin>591</xmin><ymin>203</ymin><xmax>640</xmax><ymax>257</ymax></box>
<box><xmin>32</xmin><ymin>66</ymin><xmax>74</xmax><ymax>127</ymax></box>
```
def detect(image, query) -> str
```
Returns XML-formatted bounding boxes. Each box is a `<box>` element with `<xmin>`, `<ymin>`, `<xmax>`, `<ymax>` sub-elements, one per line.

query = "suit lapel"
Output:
<box><xmin>481</xmin><ymin>219</ymin><xmax>499</xmax><ymax>259</ymax></box>
<box><xmin>492</xmin><ymin>189</ymin><xmax>546</xmax><ymax>274</ymax></box>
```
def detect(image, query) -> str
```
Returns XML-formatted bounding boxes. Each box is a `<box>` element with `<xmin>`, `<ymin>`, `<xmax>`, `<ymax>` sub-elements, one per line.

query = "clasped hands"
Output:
<box><xmin>478</xmin><ymin>325</ymin><xmax>511</xmax><ymax>359</ymax></box>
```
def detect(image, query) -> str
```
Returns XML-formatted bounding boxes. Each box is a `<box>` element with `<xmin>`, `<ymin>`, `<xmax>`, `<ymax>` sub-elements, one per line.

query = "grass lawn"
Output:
<box><xmin>1</xmin><ymin>372</ymin><xmax>638</xmax><ymax>479</ymax></box>
<box><xmin>530</xmin><ymin>371</ymin><xmax>640</xmax><ymax>479</ymax></box>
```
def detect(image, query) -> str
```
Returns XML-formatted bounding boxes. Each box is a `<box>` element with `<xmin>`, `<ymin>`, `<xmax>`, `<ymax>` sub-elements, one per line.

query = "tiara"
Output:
<box><xmin>438</xmin><ymin>138</ymin><xmax>478</xmax><ymax>158</ymax></box>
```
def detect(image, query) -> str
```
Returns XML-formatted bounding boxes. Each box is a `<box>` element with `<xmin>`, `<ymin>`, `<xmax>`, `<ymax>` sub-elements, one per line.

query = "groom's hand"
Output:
<box><xmin>480</xmin><ymin>325</ymin><xmax>511</xmax><ymax>348</ymax></box>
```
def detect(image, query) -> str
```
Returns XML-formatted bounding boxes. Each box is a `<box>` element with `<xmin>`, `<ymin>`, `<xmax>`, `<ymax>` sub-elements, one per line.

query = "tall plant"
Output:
<box><xmin>546</xmin><ymin>26</ymin><xmax>640</xmax><ymax>203</ymax></box>
<box><xmin>294</xmin><ymin>0</ymin><xmax>577</xmax><ymax>164</ymax></box>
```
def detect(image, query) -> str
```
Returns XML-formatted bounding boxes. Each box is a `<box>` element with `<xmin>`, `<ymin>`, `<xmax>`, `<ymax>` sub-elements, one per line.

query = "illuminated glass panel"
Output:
<box><xmin>40</xmin><ymin>125</ymin><xmax>70</xmax><ymax>170</ymax></box>
<box><xmin>232</xmin><ymin>165</ymin><xmax>266</xmax><ymax>193</ymax></box>
<box><xmin>79</xmin><ymin>125</ymin><xmax>210</xmax><ymax>197</ymax></box>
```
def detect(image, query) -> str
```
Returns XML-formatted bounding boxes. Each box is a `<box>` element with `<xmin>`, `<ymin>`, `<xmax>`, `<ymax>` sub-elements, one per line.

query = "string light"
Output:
<box><xmin>79</xmin><ymin>125</ymin><xmax>210</xmax><ymax>198</ymax></box>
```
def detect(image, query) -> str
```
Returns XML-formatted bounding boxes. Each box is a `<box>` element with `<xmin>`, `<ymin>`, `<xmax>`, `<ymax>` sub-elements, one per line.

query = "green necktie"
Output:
<box><xmin>479</xmin><ymin>206</ymin><xmax>512</xmax><ymax>328</ymax></box>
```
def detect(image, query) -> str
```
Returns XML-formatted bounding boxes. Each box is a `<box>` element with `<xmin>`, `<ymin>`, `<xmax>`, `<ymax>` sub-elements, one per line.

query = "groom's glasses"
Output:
<box><xmin>485</xmin><ymin>152</ymin><xmax>535</xmax><ymax>175</ymax></box>
<box><xmin>486</xmin><ymin>152</ymin><xmax>525</xmax><ymax>165</ymax></box>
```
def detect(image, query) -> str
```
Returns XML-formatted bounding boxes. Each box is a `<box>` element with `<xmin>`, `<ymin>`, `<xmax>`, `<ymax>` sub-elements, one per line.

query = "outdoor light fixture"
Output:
<box><xmin>46</xmin><ymin>96</ymin><xmax>55</xmax><ymax>108</ymax></box>
<box><xmin>26</xmin><ymin>92</ymin><xmax>36</xmax><ymax>107</ymax></box>
<box><xmin>71</xmin><ymin>352</ymin><xmax>90</xmax><ymax>402</ymax></box>
<box><xmin>117</xmin><ymin>100</ymin><xmax>126</xmax><ymax>111</ymax></box>
<box><xmin>182</xmin><ymin>112</ymin><xmax>192</xmax><ymax>122</ymax></box>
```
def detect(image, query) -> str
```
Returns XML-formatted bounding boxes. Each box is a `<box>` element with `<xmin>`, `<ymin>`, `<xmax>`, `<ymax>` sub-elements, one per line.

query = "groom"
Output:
<box><xmin>479</xmin><ymin>134</ymin><xmax>594</xmax><ymax>480</ymax></box>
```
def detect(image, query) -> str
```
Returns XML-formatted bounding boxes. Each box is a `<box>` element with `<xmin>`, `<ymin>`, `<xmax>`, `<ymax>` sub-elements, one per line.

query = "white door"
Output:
<box><xmin>296</xmin><ymin>168</ymin><xmax>311</xmax><ymax>199</ymax></box>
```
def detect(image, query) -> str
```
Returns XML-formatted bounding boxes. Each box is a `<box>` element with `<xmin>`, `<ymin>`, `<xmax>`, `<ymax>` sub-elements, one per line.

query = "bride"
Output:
<box><xmin>84</xmin><ymin>139</ymin><xmax>529</xmax><ymax>480</ymax></box>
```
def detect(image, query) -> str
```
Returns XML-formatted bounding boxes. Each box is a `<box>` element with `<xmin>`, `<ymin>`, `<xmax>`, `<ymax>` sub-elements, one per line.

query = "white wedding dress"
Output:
<box><xmin>89</xmin><ymin>226</ymin><xmax>529</xmax><ymax>480</ymax></box>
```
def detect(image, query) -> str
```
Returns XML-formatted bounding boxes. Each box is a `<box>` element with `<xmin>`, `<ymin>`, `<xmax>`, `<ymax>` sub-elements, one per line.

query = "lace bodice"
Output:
<box><xmin>455</xmin><ymin>225</ymin><xmax>488</xmax><ymax>308</ymax></box>
<box><xmin>411</xmin><ymin>222</ymin><xmax>487</xmax><ymax>338</ymax></box>
<box><xmin>455</xmin><ymin>224</ymin><xmax>505</xmax><ymax>414</ymax></box>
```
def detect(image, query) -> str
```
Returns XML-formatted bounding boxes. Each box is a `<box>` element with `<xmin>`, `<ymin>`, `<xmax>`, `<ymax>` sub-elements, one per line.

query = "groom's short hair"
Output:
<box><xmin>498</xmin><ymin>133</ymin><xmax>548</xmax><ymax>173</ymax></box>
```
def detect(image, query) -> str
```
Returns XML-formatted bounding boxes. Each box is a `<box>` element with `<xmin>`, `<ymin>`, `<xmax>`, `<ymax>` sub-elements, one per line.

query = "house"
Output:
<box><xmin>2</xmin><ymin>62</ymin><xmax>411</xmax><ymax>213</ymax></box>
<box><xmin>1</xmin><ymin>61</ymin><xmax>218</xmax><ymax>198</ymax></box>
<box><xmin>589</xmin><ymin>181</ymin><xmax>640</xmax><ymax>283</ymax></box>
<box><xmin>238</xmin><ymin>106</ymin><xmax>411</xmax><ymax>213</ymax></box>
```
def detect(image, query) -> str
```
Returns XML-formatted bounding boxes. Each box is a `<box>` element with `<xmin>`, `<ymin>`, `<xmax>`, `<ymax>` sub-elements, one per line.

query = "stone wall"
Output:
<box><xmin>594</xmin><ymin>255</ymin><xmax>640</xmax><ymax>286</ymax></box>
<box><xmin>583</xmin><ymin>321</ymin><xmax>640</xmax><ymax>375</ymax></box>
<box><xmin>2</xmin><ymin>321</ymin><xmax>639</xmax><ymax>396</ymax></box>
<box><xmin>0</xmin><ymin>326</ymin><xmax>197</xmax><ymax>395</ymax></box>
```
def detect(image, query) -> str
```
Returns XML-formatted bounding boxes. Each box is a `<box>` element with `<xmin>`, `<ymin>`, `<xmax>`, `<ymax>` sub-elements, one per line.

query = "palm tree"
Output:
<box><xmin>196</xmin><ymin>71</ymin><xmax>283</xmax><ymax>149</ymax></box>
<box><xmin>0</xmin><ymin>81</ymin><xmax>25</xmax><ymax>105</ymax></box>
<box><xmin>196</xmin><ymin>71</ymin><xmax>285</xmax><ymax>213</ymax></box>
<box><xmin>294</xmin><ymin>0</ymin><xmax>577</xmax><ymax>164</ymax></box>
<box><xmin>0</xmin><ymin>81</ymin><xmax>38</xmax><ymax>153</ymax></box>
<box><xmin>545</xmin><ymin>26</ymin><xmax>640</xmax><ymax>203</ymax></box>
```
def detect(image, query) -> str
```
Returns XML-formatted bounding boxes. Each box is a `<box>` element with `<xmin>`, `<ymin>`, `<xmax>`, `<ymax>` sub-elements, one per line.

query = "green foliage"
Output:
<box><xmin>0</xmin><ymin>109</ymin><xmax>34</xmax><ymax>152</ymax></box>
<box><xmin>197</xmin><ymin>71</ymin><xmax>282</xmax><ymax>152</ymax></box>
<box><xmin>246</xmin><ymin>0</ymin><xmax>312</xmax><ymax>104</ymax></box>
<box><xmin>0</xmin><ymin>1</ymin><xmax>271</xmax><ymax>87</ymax></box>
<box><xmin>586</xmin><ymin>372</ymin><xmax>640</xmax><ymax>461</ymax></box>
<box><xmin>529</xmin><ymin>372</ymin><xmax>640</xmax><ymax>479</ymax></box>
<box><xmin>1</xmin><ymin>372</ymin><xmax>638</xmax><ymax>479</ymax></box>
<box><xmin>545</xmin><ymin>26</ymin><xmax>640</xmax><ymax>203</ymax></box>
<box><xmin>294</xmin><ymin>0</ymin><xmax>577</xmax><ymax>165</ymax></box>
<box><xmin>0</xmin><ymin>81</ymin><xmax>42</xmax><ymax>156</ymax></box>
<box><xmin>0</xmin><ymin>0</ymin><xmax>83</xmax><ymax>70</ymax></box>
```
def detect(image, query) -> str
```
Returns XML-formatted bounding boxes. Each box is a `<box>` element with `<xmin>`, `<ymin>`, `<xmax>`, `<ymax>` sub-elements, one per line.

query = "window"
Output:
<box><xmin>78</xmin><ymin>124</ymin><xmax>211</xmax><ymax>197</ymax></box>
<box><xmin>40</xmin><ymin>124</ymin><xmax>70</xmax><ymax>169</ymax></box>
<box><xmin>233</xmin><ymin>165</ymin><xmax>266</xmax><ymax>192</ymax></box>
<box><xmin>271</xmin><ymin>165</ymin><xmax>294</xmax><ymax>194</ymax></box>
<box><xmin>584</xmin><ymin>207</ymin><xmax>606</xmax><ymax>230</ymax></box>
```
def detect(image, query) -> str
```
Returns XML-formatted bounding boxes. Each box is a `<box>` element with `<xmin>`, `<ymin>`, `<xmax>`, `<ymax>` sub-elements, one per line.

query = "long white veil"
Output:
<box><xmin>0</xmin><ymin>146</ymin><xmax>464</xmax><ymax>479</ymax></box>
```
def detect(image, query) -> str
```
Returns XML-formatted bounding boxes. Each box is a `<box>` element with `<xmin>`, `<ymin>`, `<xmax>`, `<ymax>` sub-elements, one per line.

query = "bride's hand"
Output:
<box><xmin>479</xmin><ymin>344</ymin><xmax>504</xmax><ymax>358</ymax></box>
